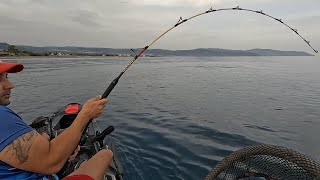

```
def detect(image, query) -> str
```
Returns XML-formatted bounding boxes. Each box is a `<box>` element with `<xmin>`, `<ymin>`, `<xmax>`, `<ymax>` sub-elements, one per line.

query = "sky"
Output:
<box><xmin>0</xmin><ymin>0</ymin><xmax>319</xmax><ymax>53</ymax></box>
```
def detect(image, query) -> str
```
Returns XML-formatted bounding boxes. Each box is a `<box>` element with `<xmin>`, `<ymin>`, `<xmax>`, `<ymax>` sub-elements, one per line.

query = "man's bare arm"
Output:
<box><xmin>0</xmin><ymin>96</ymin><xmax>107</xmax><ymax>175</ymax></box>
<box><xmin>3</xmin><ymin>131</ymin><xmax>39</xmax><ymax>164</ymax></box>
<box><xmin>0</xmin><ymin>115</ymin><xmax>88</xmax><ymax>174</ymax></box>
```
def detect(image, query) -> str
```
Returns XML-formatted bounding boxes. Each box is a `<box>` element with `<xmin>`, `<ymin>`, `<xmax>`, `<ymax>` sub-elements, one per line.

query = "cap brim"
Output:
<box><xmin>0</xmin><ymin>61</ymin><xmax>24</xmax><ymax>73</ymax></box>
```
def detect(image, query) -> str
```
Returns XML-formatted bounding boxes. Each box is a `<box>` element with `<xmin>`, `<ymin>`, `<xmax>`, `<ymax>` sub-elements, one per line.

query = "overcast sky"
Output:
<box><xmin>0</xmin><ymin>0</ymin><xmax>319</xmax><ymax>53</ymax></box>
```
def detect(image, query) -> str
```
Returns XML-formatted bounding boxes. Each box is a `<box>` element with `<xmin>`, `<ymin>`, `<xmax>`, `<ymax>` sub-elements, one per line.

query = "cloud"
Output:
<box><xmin>69</xmin><ymin>10</ymin><xmax>103</xmax><ymax>27</ymax></box>
<box><xmin>0</xmin><ymin>0</ymin><xmax>318</xmax><ymax>51</ymax></box>
<box><xmin>130</xmin><ymin>0</ymin><xmax>223</xmax><ymax>7</ymax></box>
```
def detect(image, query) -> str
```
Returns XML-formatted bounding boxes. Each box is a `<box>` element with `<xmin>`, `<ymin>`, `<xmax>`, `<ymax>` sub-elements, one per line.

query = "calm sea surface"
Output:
<box><xmin>4</xmin><ymin>56</ymin><xmax>320</xmax><ymax>180</ymax></box>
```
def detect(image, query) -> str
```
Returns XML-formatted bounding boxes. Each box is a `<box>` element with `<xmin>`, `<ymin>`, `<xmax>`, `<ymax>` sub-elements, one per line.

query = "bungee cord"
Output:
<box><xmin>101</xmin><ymin>6</ymin><xmax>318</xmax><ymax>99</ymax></box>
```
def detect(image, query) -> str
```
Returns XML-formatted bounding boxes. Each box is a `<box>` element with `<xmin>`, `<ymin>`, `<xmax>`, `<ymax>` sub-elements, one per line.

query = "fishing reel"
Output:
<box><xmin>79</xmin><ymin>126</ymin><xmax>114</xmax><ymax>147</ymax></box>
<box><xmin>91</xmin><ymin>126</ymin><xmax>115</xmax><ymax>148</ymax></box>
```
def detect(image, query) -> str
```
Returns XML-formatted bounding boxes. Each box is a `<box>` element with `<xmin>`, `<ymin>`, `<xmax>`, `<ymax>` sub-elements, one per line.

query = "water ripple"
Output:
<box><xmin>9</xmin><ymin>56</ymin><xmax>320</xmax><ymax>180</ymax></box>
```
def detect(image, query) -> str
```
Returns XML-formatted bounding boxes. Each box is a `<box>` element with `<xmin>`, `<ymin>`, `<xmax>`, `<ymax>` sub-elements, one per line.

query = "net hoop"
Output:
<box><xmin>205</xmin><ymin>144</ymin><xmax>320</xmax><ymax>180</ymax></box>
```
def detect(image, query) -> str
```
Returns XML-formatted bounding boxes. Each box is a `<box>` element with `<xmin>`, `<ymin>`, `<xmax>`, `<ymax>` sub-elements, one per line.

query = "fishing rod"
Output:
<box><xmin>101</xmin><ymin>6</ymin><xmax>318</xmax><ymax>99</ymax></box>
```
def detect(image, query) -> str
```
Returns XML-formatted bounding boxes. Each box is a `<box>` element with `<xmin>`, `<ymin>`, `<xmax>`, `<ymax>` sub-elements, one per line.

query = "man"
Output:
<box><xmin>0</xmin><ymin>61</ymin><xmax>113</xmax><ymax>180</ymax></box>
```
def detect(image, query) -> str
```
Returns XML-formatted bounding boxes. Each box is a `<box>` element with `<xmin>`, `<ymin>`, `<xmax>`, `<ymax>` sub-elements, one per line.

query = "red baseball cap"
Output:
<box><xmin>0</xmin><ymin>61</ymin><xmax>24</xmax><ymax>74</ymax></box>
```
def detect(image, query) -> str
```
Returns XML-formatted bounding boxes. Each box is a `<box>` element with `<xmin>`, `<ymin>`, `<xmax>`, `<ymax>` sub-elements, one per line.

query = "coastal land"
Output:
<box><xmin>0</xmin><ymin>42</ymin><xmax>314</xmax><ymax>58</ymax></box>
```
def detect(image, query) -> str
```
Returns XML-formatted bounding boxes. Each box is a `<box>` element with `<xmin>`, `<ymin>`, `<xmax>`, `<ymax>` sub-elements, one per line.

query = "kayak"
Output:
<box><xmin>30</xmin><ymin>103</ymin><xmax>124</xmax><ymax>180</ymax></box>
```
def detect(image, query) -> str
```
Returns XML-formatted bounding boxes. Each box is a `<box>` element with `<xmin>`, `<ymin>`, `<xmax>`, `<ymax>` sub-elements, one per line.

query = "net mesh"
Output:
<box><xmin>205</xmin><ymin>144</ymin><xmax>320</xmax><ymax>180</ymax></box>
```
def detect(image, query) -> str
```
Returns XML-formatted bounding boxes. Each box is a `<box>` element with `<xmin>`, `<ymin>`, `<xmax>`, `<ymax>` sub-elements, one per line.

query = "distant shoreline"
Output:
<box><xmin>1</xmin><ymin>43</ymin><xmax>315</xmax><ymax>57</ymax></box>
<box><xmin>0</xmin><ymin>55</ymin><xmax>133</xmax><ymax>59</ymax></box>
<box><xmin>0</xmin><ymin>55</ymin><xmax>315</xmax><ymax>60</ymax></box>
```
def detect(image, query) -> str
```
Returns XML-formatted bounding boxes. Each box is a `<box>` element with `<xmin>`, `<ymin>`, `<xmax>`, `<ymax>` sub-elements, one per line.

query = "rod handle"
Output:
<box><xmin>102</xmin><ymin>76</ymin><xmax>120</xmax><ymax>99</ymax></box>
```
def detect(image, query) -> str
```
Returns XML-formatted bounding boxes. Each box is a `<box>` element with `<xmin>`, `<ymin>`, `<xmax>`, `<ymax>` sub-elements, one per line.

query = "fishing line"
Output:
<box><xmin>101</xmin><ymin>6</ymin><xmax>318</xmax><ymax>99</ymax></box>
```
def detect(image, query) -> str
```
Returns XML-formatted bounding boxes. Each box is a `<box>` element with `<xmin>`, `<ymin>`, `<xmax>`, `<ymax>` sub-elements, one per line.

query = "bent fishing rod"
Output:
<box><xmin>101</xmin><ymin>6</ymin><xmax>318</xmax><ymax>99</ymax></box>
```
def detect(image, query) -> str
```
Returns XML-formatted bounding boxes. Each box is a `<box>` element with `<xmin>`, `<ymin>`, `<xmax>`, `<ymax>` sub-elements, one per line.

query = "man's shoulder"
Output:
<box><xmin>0</xmin><ymin>105</ymin><xmax>15</xmax><ymax>113</ymax></box>
<box><xmin>0</xmin><ymin>105</ymin><xmax>10</xmax><ymax>110</ymax></box>
<box><xmin>0</xmin><ymin>106</ymin><xmax>33</xmax><ymax>153</ymax></box>
<box><xmin>0</xmin><ymin>105</ymin><xmax>27</xmax><ymax>131</ymax></box>
<box><xmin>0</xmin><ymin>106</ymin><xmax>21</xmax><ymax>119</ymax></box>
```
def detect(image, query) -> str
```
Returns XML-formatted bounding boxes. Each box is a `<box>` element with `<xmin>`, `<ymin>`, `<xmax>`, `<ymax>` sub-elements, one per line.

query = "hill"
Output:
<box><xmin>0</xmin><ymin>42</ymin><xmax>314</xmax><ymax>56</ymax></box>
